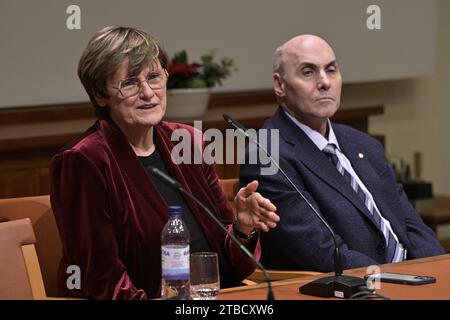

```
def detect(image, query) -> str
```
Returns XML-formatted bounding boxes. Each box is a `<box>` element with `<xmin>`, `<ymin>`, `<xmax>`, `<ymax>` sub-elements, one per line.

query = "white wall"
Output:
<box><xmin>363</xmin><ymin>0</ymin><xmax>449</xmax><ymax>195</ymax></box>
<box><xmin>0</xmin><ymin>0</ymin><xmax>437</xmax><ymax>108</ymax></box>
<box><xmin>436</xmin><ymin>0</ymin><xmax>450</xmax><ymax>195</ymax></box>
<box><xmin>347</xmin><ymin>78</ymin><xmax>442</xmax><ymax>191</ymax></box>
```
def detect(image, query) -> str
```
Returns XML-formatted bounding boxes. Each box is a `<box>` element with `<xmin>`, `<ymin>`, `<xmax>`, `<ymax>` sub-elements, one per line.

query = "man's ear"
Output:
<box><xmin>273</xmin><ymin>73</ymin><xmax>285</xmax><ymax>98</ymax></box>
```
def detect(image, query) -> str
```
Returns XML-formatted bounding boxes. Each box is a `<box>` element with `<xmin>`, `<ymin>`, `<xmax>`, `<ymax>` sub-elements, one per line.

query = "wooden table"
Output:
<box><xmin>219</xmin><ymin>254</ymin><xmax>450</xmax><ymax>300</ymax></box>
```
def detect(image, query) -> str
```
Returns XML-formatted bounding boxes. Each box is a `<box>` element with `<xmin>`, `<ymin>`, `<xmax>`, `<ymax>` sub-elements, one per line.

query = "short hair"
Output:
<box><xmin>77</xmin><ymin>26</ymin><xmax>169</xmax><ymax>117</ymax></box>
<box><xmin>272</xmin><ymin>45</ymin><xmax>284</xmax><ymax>77</ymax></box>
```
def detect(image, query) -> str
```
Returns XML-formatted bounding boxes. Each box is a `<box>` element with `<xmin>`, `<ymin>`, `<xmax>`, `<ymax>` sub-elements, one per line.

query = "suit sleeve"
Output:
<box><xmin>371</xmin><ymin>138</ymin><xmax>445</xmax><ymax>259</ymax></box>
<box><xmin>396</xmin><ymin>184</ymin><xmax>445</xmax><ymax>258</ymax></box>
<box><xmin>50</xmin><ymin>150</ymin><xmax>147</xmax><ymax>300</ymax></box>
<box><xmin>240</xmin><ymin>153</ymin><xmax>379</xmax><ymax>272</ymax></box>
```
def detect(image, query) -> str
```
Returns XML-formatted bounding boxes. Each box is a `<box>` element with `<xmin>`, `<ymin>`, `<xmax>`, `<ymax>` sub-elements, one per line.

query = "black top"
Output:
<box><xmin>138</xmin><ymin>149</ymin><xmax>212</xmax><ymax>253</ymax></box>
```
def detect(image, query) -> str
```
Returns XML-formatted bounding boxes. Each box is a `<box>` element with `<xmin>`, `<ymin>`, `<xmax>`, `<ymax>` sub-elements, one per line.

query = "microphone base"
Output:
<box><xmin>299</xmin><ymin>275</ymin><xmax>367</xmax><ymax>299</ymax></box>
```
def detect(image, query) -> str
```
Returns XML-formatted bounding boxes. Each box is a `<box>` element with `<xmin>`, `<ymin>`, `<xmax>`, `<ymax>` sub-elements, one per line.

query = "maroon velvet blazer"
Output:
<box><xmin>50</xmin><ymin>116</ymin><xmax>260</xmax><ymax>299</ymax></box>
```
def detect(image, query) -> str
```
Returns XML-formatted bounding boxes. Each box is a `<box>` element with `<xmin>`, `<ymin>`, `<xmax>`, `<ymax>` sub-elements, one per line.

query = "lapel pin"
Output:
<box><xmin>358</xmin><ymin>153</ymin><xmax>364</xmax><ymax>159</ymax></box>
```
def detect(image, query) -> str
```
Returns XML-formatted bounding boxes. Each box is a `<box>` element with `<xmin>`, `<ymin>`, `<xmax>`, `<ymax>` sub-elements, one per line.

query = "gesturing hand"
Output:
<box><xmin>234</xmin><ymin>180</ymin><xmax>279</xmax><ymax>235</ymax></box>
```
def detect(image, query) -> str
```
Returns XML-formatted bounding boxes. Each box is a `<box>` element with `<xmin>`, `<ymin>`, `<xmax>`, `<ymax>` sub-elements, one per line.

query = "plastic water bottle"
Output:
<box><xmin>161</xmin><ymin>206</ymin><xmax>190</xmax><ymax>300</ymax></box>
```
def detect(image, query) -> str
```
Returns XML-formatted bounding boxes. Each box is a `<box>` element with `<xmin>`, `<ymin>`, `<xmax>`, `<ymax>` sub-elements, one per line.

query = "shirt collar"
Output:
<box><xmin>283</xmin><ymin>109</ymin><xmax>341</xmax><ymax>152</ymax></box>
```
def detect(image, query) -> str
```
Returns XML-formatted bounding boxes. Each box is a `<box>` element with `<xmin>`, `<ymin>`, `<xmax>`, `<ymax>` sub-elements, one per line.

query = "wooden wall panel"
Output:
<box><xmin>0</xmin><ymin>90</ymin><xmax>383</xmax><ymax>199</ymax></box>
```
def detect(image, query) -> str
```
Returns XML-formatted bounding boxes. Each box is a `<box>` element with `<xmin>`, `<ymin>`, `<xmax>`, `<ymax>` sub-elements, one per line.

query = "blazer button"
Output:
<box><xmin>376</xmin><ymin>244</ymin><xmax>385</xmax><ymax>255</ymax></box>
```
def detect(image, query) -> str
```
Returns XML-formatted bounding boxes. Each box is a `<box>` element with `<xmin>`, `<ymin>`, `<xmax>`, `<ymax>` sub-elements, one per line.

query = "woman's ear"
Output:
<box><xmin>94</xmin><ymin>95</ymin><xmax>108</xmax><ymax>107</ymax></box>
<box><xmin>272</xmin><ymin>73</ymin><xmax>285</xmax><ymax>98</ymax></box>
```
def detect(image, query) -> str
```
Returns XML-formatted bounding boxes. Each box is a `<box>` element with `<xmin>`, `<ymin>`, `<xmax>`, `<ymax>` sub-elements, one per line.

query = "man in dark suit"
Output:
<box><xmin>240</xmin><ymin>34</ymin><xmax>444</xmax><ymax>271</ymax></box>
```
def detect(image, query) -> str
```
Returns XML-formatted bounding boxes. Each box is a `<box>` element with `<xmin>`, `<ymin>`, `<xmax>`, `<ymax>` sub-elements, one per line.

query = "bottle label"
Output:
<box><xmin>161</xmin><ymin>245</ymin><xmax>190</xmax><ymax>281</ymax></box>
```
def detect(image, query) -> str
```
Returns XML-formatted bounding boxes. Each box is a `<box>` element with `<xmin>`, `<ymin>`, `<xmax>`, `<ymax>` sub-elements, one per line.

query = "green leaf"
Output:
<box><xmin>172</xmin><ymin>50</ymin><xmax>188</xmax><ymax>64</ymax></box>
<box><xmin>168</xmin><ymin>50</ymin><xmax>236</xmax><ymax>88</ymax></box>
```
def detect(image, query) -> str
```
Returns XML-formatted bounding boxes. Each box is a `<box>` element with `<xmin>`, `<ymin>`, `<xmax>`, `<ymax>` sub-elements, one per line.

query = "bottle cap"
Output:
<box><xmin>168</xmin><ymin>206</ymin><xmax>182</xmax><ymax>216</ymax></box>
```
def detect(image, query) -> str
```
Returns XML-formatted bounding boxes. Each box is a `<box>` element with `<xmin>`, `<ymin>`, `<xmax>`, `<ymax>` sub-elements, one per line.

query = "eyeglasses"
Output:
<box><xmin>112</xmin><ymin>69</ymin><xmax>168</xmax><ymax>98</ymax></box>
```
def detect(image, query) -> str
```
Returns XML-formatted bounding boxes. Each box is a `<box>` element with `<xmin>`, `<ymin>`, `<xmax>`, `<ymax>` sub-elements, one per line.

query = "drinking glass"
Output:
<box><xmin>190</xmin><ymin>252</ymin><xmax>220</xmax><ymax>300</ymax></box>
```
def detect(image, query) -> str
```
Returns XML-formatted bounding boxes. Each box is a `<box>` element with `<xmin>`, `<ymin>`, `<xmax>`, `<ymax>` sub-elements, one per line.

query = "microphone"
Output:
<box><xmin>150</xmin><ymin>167</ymin><xmax>275</xmax><ymax>300</ymax></box>
<box><xmin>223</xmin><ymin>113</ymin><xmax>368</xmax><ymax>299</ymax></box>
<box><xmin>224</xmin><ymin>113</ymin><xmax>249</xmax><ymax>137</ymax></box>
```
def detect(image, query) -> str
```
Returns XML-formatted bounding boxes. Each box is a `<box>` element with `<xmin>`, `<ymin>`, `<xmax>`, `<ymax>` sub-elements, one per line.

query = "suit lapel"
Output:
<box><xmin>100</xmin><ymin>117</ymin><xmax>225</xmax><ymax>255</ymax></box>
<box><xmin>154</xmin><ymin>123</ymin><xmax>228</xmax><ymax>256</ymax></box>
<box><xmin>336</xmin><ymin>131</ymin><xmax>408</xmax><ymax>244</ymax></box>
<box><xmin>99</xmin><ymin>116</ymin><xmax>169</xmax><ymax>221</ymax></box>
<box><xmin>274</xmin><ymin>109</ymin><xmax>382</xmax><ymax>231</ymax></box>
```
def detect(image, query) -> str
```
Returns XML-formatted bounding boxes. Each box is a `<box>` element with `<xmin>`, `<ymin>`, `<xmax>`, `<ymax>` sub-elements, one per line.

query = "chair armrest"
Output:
<box><xmin>241</xmin><ymin>279</ymin><xmax>258</xmax><ymax>286</ymax></box>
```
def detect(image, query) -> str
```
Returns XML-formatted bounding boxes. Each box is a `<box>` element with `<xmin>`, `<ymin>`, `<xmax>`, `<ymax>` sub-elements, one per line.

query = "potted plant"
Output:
<box><xmin>165</xmin><ymin>50</ymin><xmax>235</xmax><ymax>119</ymax></box>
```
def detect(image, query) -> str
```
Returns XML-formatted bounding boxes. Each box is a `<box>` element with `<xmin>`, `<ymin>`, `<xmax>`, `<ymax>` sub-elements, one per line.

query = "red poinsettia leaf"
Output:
<box><xmin>168</xmin><ymin>62</ymin><xmax>200</xmax><ymax>76</ymax></box>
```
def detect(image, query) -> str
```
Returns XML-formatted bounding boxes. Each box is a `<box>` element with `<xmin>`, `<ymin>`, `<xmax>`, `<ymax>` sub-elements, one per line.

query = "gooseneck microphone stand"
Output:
<box><xmin>223</xmin><ymin>113</ymin><xmax>369</xmax><ymax>299</ymax></box>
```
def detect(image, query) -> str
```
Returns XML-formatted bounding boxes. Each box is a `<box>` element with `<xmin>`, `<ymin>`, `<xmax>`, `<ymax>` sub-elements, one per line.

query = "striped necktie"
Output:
<box><xmin>323</xmin><ymin>143</ymin><xmax>404</xmax><ymax>263</ymax></box>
